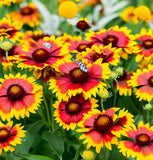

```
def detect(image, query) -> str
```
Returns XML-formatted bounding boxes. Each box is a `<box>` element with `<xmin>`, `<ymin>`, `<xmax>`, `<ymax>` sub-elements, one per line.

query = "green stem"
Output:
<box><xmin>42</xmin><ymin>82</ymin><xmax>52</xmax><ymax>129</ymax></box>
<box><xmin>50</xmin><ymin>94</ymin><xmax>55</xmax><ymax>132</ymax></box>
<box><xmin>147</xmin><ymin>110</ymin><xmax>150</xmax><ymax>123</ymax></box>
<box><xmin>13</xmin><ymin>152</ymin><xmax>26</xmax><ymax>159</ymax></box>
<box><xmin>0</xmin><ymin>62</ymin><xmax>4</xmax><ymax>78</ymax></box>
<box><xmin>74</xmin><ymin>146</ymin><xmax>81</xmax><ymax>160</ymax></box>
<box><xmin>101</xmin><ymin>98</ymin><xmax>104</xmax><ymax>111</ymax></box>
<box><xmin>113</xmin><ymin>80</ymin><xmax>117</xmax><ymax>107</ymax></box>
<box><xmin>103</xmin><ymin>146</ymin><xmax>107</xmax><ymax>160</ymax></box>
<box><xmin>5</xmin><ymin>152</ymin><xmax>8</xmax><ymax>160</ymax></box>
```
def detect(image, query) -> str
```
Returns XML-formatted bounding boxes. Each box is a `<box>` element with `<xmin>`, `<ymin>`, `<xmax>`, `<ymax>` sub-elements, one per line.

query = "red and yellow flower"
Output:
<box><xmin>85</xmin><ymin>26</ymin><xmax>137</xmax><ymax>59</ymax></box>
<box><xmin>114</xmin><ymin>70</ymin><xmax>133</xmax><ymax>96</ymax></box>
<box><xmin>0</xmin><ymin>17</ymin><xmax>22</xmax><ymax>42</ymax></box>
<box><xmin>77</xmin><ymin>44</ymin><xmax>120</xmax><ymax>66</ymax></box>
<box><xmin>17</xmin><ymin>36</ymin><xmax>70</xmax><ymax>71</ymax></box>
<box><xmin>53</xmin><ymin>93</ymin><xmax>98</xmax><ymax>130</ymax></box>
<box><xmin>49</xmin><ymin>59</ymin><xmax>111</xmax><ymax>100</ymax></box>
<box><xmin>118</xmin><ymin>121</ymin><xmax>153</xmax><ymax>160</ymax></box>
<box><xmin>9</xmin><ymin>3</ymin><xmax>41</xmax><ymax>28</ymax></box>
<box><xmin>128</xmin><ymin>65</ymin><xmax>153</xmax><ymax>101</ymax></box>
<box><xmin>0</xmin><ymin>121</ymin><xmax>25</xmax><ymax>155</ymax></box>
<box><xmin>135</xmin><ymin>28</ymin><xmax>153</xmax><ymax>62</ymax></box>
<box><xmin>0</xmin><ymin>73</ymin><xmax>43</xmax><ymax>120</ymax></box>
<box><xmin>77</xmin><ymin>108</ymin><xmax>134</xmax><ymax>153</ymax></box>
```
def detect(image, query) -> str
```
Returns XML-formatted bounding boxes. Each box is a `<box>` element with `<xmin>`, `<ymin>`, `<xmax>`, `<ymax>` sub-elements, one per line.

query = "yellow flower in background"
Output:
<box><xmin>58</xmin><ymin>1</ymin><xmax>79</xmax><ymax>19</ymax></box>
<box><xmin>134</xmin><ymin>5</ymin><xmax>151</xmax><ymax>22</ymax></box>
<box><xmin>120</xmin><ymin>6</ymin><xmax>138</xmax><ymax>24</ymax></box>
<box><xmin>58</xmin><ymin>0</ymin><xmax>72</xmax><ymax>2</ymax></box>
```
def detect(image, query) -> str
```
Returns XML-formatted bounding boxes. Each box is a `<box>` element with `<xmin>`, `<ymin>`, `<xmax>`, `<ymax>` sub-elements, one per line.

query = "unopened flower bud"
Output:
<box><xmin>0</xmin><ymin>41</ymin><xmax>13</xmax><ymax>51</ymax></box>
<box><xmin>115</xmin><ymin>67</ymin><xmax>123</xmax><ymax>76</ymax></box>
<box><xmin>82</xmin><ymin>150</ymin><xmax>95</xmax><ymax>160</ymax></box>
<box><xmin>110</xmin><ymin>71</ymin><xmax>118</xmax><ymax>80</ymax></box>
<box><xmin>98</xmin><ymin>88</ymin><xmax>109</xmax><ymax>99</ymax></box>
<box><xmin>143</xmin><ymin>103</ymin><xmax>153</xmax><ymax>111</ymax></box>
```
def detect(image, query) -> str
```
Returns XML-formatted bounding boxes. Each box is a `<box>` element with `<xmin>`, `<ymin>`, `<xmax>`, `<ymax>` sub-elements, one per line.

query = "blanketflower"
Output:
<box><xmin>135</xmin><ymin>28</ymin><xmax>153</xmax><ymax>62</ymax></box>
<box><xmin>118</xmin><ymin>121</ymin><xmax>153</xmax><ymax>160</ymax></box>
<box><xmin>77</xmin><ymin>44</ymin><xmax>120</xmax><ymax>66</ymax></box>
<box><xmin>53</xmin><ymin>93</ymin><xmax>98</xmax><ymax>130</ymax></box>
<box><xmin>9</xmin><ymin>3</ymin><xmax>41</xmax><ymax>28</ymax></box>
<box><xmin>0</xmin><ymin>121</ymin><xmax>25</xmax><ymax>155</ymax></box>
<box><xmin>17</xmin><ymin>36</ymin><xmax>70</xmax><ymax>70</ymax></box>
<box><xmin>77</xmin><ymin>108</ymin><xmax>134</xmax><ymax>153</ymax></box>
<box><xmin>85</xmin><ymin>26</ymin><xmax>137</xmax><ymax>59</ymax></box>
<box><xmin>58</xmin><ymin>1</ymin><xmax>79</xmax><ymax>19</ymax></box>
<box><xmin>49</xmin><ymin>59</ymin><xmax>111</xmax><ymax>100</ymax></box>
<box><xmin>128</xmin><ymin>65</ymin><xmax>153</xmax><ymax>101</ymax></box>
<box><xmin>0</xmin><ymin>16</ymin><xmax>22</xmax><ymax>42</ymax></box>
<box><xmin>0</xmin><ymin>73</ymin><xmax>43</xmax><ymax>120</ymax></box>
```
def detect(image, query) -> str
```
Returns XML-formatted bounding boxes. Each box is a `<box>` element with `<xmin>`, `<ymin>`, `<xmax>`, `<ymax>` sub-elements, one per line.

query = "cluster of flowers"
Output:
<box><xmin>1</xmin><ymin>0</ymin><xmax>153</xmax><ymax>160</ymax></box>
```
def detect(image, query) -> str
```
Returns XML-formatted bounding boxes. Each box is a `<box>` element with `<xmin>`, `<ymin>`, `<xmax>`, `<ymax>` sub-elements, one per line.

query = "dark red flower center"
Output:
<box><xmin>32</xmin><ymin>34</ymin><xmax>50</xmax><ymax>41</ymax></box>
<box><xmin>94</xmin><ymin>115</ymin><xmax>113</xmax><ymax>133</ymax></box>
<box><xmin>90</xmin><ymin>51</ymin><xmax>107</xmax><ymax>62</ymax></box>
<box><xmin>117</xmin><ymin>70</ymin><xmax>127</xmax><ymax>81</ymax></box>
<box><xmin>32</xmin><ymin>48</ymin><xmax>50</xmax><ymax>63</ymax></box>
<box><xmin>103</xmin><ymin>35</ymin><xmax>118</xmax><ymax>47</ymax></box>
<box><xmin>0</xmin><ymin>128</ymin><xmax>10</xmax><ymax>142</ymax></box>
<box><xmin>7</xmin><ymin>84</ymin><xmax>25</xmax><ymax>102</ymax></box>
<box><xmin>65</xmin><ymin>101</ymin><xmax>82</xmax><ymax>115</ymax></box>
<box><xmin>143</xmin><ymin>39</ymin><xmax>153</xmax><ymax>49</ymax></box>
<box><xmin>20</xmin><ymin>6</ymin><xmax>35</xmax><ymax>15</ymax></box>
<box><xmin>77</xmin><ymin>42</ymin><xmax>93</xmax><ymax>52</ymax></box>
<box><xmin>76</xmin><ymin>20</ymin><xmax>90</xmax><ymax>31</ymax></box>
<box><xmin>148</xmin><ymin>76</ymin><xmax>153</xmax><ymax>87</ymax></box>
<box><xmin>69</xmin><ymin>67</ymin><xmax>89</xmax><ymax>84</ymax></box>
<box><xmin>136</xmin><ymin>133</ymin><xmax>151</xmax><ymax>146</ymax></box>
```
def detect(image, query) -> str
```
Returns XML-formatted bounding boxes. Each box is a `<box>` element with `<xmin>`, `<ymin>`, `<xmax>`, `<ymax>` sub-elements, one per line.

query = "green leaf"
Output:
<box><xmin>22</xmin><ymin>154</ymin><xmax>53</xmax><ymax>160</ymax></box>
<box><xmin>42</xmin><ymin>131</ymin><xmax>64</xmax><ymax>160</ymax></box>
<box><xmin>16</xmin><ymin>120</ymin><xmax>45</xmax><ymax>154</ymax></box>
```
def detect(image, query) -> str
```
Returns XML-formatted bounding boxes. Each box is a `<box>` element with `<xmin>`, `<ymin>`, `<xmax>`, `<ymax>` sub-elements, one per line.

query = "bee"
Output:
<box><xmin>73</xmin><ymin>59</ymin><xmax>88</xmax><ymax>73</ymax></box>
<box><xmin>43</xmin><ymin>42</ymin><xmax>52</xmax><ymax>49</ymax></box>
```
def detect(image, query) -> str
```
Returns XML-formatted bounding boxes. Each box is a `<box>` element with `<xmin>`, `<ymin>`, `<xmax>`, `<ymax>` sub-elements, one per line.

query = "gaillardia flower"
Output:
<box><xmin>49</xmin><ymin>59</ymin><xmax>111</xmax><ymax>100</ymax></box>
<box><xmin>85</xmin><ymin>26</ymin><xmax>136</xmax><ymax>59</ymax></box>
<box><xmin>77</xmin><ymin>44</ymin><xmax>120</xmax><ymax>66</ymax></box>
<box><xmin>114</xmin><ymin>70</ymin><xmax>133</xmax><ymax>96</ymax></box>
<box><xmin>118</xmin><ymin>121</ymin><xmax>153</xmax><ymax>160</ymax></box>
<box><xmin>53</xmin><ymin>93</ymin><xmax>98</xmax><ymax>130</ymax></box>
<box><xmin>129</xmin><ymin>65</ymin><xmax>153</xmax><ymax>101</ymax></box>
<box><xmin>135</xmin><ymin>28</ymin><xmax>153</xmax><ymax>62</ymax></box>
<box><xmin>0</xmin><ymin>17</ymin><xmax>22</xmax><ymax>42</ymax></box>
<box><xmin>58</xmin><ymin>1</ymin><xmax>79</xmax><ymax>19</ymax></box>
<box><xmin>0</xmin><ymin>0</ymin><xmax>16</xmax><ymax>7</ymax></box>
<box><xmin>0</xmin><ymin>121</ymin><xmax>25</xmax><ymax>155</ymax></box>
<box><xmin>9</xmin><ymin>3</ymin><xmax>41</xmax><ymax>27</ymax></box>
<box><xmin>17</xmin><ymin>36</ymin><xmax>70</xmax><ymax>70</ymax></box>
<box><xmin>77</xmin><ymin>108</ymin><xmax>134</xmax><ymax>153</ymax></box>
<box><xmin>0</xmin><ymin>73</ymin><xmax>43</xmax><ymax>120</ymax></box>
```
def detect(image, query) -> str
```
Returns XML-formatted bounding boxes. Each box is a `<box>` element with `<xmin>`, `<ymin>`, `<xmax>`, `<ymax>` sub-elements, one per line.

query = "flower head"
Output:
<box><xmin>53</xmin><ymin>93</ymin><xmax>98</xmax><ymax>130</ymax></box>
<box><xmin>118</xmin><ymin>121</ymin><xmax>153</xmax><ymax>160</ymax></box>
<box><xmin>134</xmin><ymin>5</ymin><xmax>151</xmax><ymax>22</ymax></box>
<box><xmin>0</xmin><ymin>121</ymin><xmax>25</xmax><ymax>155</ymax></box>
<box><xmin>9</xmin><ymin>3</ymin><xmax>41</xmax><ymax>27</ymax></box>
<box><xmin>58</xmin><ymin>1</ymin><xmax>79</xmax><ymax>19</ymax></box>
<box><xmin>129</xmin><ymin>65</ymin><xmax>153</xmax><ymax>101</ymax></box>
<box><xmin>0</xmin><ymin>73</ymin><xmax>43</xmax><ymax>120</ymax></box>
<box><xmin>76</xmin><ymin>18</ymin><xmax>90</xmax><ymax>31</ymax></box>
<box><xmin>77</xmin><ymin>108</ymin><xmax>134</xmax><ymax>153</ymax></box>
<box><xmin>49</xmin><ymin>59</ymin><xmax>111</xmax><ymax>100</ymax></box>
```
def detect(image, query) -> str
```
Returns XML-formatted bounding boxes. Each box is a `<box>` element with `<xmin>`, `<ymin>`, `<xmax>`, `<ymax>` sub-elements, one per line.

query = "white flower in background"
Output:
<box><xmin>32</xmin><ymin>0</ymin><xmax>60</xmax><ymax>35</ymax></box>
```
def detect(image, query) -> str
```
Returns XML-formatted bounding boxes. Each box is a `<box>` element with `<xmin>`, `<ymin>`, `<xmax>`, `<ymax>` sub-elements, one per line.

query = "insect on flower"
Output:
<box><xmin>43</xmin><ymin>42</ymin><xmax>52</xmax><ymax>49</ymax></box>
<box><xmin>73</xmin><ymin>59</ymin><xmax>88</xmax><ymax>72</ymax></box>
